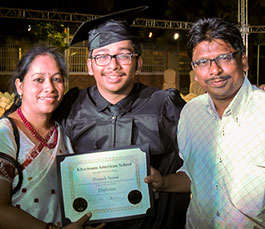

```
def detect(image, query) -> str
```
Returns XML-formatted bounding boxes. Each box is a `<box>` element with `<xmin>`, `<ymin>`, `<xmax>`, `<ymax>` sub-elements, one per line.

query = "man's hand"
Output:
<box><xmin>259</xmin><ymin>84</ymin><xmax>265</xmax><ymax>91</ymax></box>
<box><xmin>144</xmin><ymin>167</ymin><xmax>165</xmax><ymax>192</ymax></box>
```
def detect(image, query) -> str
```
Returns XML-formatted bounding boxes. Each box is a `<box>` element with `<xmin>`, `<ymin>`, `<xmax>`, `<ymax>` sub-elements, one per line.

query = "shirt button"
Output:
<box><xmin>216</xmin><ymin>211</ymin><xmax>220</xmax><ymax>217</ymax></box>
<box><xmin>215</xmin><ymin>185</ymin><xmax>219</xmax><ymax>190</ymax></box>
<box><xmin>219</xmin><ymin>158</ymin><xmax>222</xmax><ymax>163</ymax></box>
<box><xmin>221</xmin><ymin>130</ymin><xmax>225</xmax><ymax>136</ymax></box>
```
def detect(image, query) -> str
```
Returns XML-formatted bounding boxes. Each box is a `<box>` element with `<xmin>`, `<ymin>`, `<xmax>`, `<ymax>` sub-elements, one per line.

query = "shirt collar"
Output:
<box><xmin>206</xmin><ymin>76</ymin><xmax>252</xmax><ymax>120</ymax></box>
<box><xmin>89</xmin><ymin>86</ymin><xmax>109</xmax><ymax>112</ymax></box>
<box><xmin>89</xmin><ymin>84</ymin><xmax>140</xmax><ymax>113</ymax></box>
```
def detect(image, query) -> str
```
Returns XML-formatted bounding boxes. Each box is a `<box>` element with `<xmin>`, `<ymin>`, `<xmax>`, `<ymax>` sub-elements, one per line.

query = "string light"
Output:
<box><xmin>148</xmin><ymin>32</ymin><xmax>153</xmax><ymax>38</ymax></box>
<box><xmin>174</xmin><ymin>32</ymin><xmax>179</xmax><ymax>40</ymax></box>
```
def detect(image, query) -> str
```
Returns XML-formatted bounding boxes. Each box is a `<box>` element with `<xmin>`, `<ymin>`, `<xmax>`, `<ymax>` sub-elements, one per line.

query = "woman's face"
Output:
<box><xmin>16</xmin><ymin>54</ymin><xmax>65</xmax><ymax>116</ymax></box>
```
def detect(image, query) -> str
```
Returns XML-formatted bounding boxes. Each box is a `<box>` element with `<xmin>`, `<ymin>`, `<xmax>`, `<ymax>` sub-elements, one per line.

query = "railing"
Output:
<box><xmin>67</xmin><ymin>47</ymin><xmax>88</xmax><ymax>74</ymax></box>
<box><xmin>0</xmin><ymin>45</ymin><xmax>191</xmax><ymax>76</ymax></box>
<box><xmin>0</xmin><ymin>44</ymin><xmax>20</xmax><ymax>72</ymax></box>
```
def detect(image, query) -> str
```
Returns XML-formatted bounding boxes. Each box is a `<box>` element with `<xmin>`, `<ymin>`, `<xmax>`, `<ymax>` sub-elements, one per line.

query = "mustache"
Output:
<box><xmin>102</xmin><ymin>71</ymin><xmax>126</xmax><ymax>76</ymax></box>
<box><xmin>205</xmin><ymin>75</ymin><xmax>231</xmax><ymax>83</ymax></box>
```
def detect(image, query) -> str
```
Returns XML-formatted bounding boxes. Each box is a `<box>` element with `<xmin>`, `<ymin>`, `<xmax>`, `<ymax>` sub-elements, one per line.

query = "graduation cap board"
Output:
<box><xmin>69</xmin><ymin>6</ymin><xmax>148</xmax><ymax>51</ymax></box>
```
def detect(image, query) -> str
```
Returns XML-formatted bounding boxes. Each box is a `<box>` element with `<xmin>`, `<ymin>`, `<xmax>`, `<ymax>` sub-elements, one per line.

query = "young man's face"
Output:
<box><xmin>192</xmin><ymin>39</ymin><xmax>248</xmax><ymax>104</ymax></box>
<box><xmin>87</xmin><ymin>40</ymin><xmax>142</xmax><ymax>103</ymax></box>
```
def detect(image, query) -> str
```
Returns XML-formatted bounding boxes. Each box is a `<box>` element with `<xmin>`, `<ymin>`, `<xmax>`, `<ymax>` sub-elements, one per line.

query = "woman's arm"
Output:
<box><xmin>0</xmin><ymin>179</ymin><xmax>92</xmax><ymax>229</ymax></box>
<box><xmin>0</xmin><ymin>179</ymin><xmax>47</xmax><ymax>229</ymax></box>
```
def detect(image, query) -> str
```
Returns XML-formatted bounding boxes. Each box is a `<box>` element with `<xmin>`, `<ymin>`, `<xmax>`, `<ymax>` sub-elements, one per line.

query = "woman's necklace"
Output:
<box><xmin>17</xmin><ymin>107</ymin><xmax>58</xmax><ymax>149</ymax></box>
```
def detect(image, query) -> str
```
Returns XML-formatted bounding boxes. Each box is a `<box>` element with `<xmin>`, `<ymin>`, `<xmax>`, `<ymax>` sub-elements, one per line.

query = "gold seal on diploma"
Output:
<box><xmin>128</xmin><ymin>190</ymin><xmax>142</xmax><ymax>204</ymax></box>
<box><xmin>73</xmin><ymin>197</ymin><xmax>88</xmax><ymax>212</ymax></box>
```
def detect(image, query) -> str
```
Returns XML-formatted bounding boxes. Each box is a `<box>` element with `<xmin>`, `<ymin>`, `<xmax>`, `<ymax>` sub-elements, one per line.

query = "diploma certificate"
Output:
<box><xmin>57</xmin><ymin>145</ymin><xmax>153</xmax><ymax>225</ymax></box>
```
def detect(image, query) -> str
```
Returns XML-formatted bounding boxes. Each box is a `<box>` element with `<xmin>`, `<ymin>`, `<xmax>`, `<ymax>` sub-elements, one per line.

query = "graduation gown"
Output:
<box><xmin>55</xmin><ymin>83</ymin><xmax>190</xmax><ymax>229</ymax></box>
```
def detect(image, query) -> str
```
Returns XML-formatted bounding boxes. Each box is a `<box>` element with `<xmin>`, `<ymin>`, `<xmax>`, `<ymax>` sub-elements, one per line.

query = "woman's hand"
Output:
<box><xmin>63</xmin><ymin>212</ymin><xmax>106</xmax><ymax>229</ymax></box>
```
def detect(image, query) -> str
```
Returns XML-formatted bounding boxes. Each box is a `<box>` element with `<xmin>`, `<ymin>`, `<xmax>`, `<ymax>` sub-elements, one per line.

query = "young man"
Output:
<box><xmin>145</xmin><ymin>18</ymin><xmax>265</xmax><ymax>228</ymax></box>
<box><xmin>55</xmin><ymin>6</ymin><xmax>189</xmax><ymax>229</ymax></box>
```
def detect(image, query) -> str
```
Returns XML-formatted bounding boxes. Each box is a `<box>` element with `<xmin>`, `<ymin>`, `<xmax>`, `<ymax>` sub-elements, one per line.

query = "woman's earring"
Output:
<box><xmin>19</xmin><ymin>94</ymin><xmax>22</xmax><ymax>100</ymax></box>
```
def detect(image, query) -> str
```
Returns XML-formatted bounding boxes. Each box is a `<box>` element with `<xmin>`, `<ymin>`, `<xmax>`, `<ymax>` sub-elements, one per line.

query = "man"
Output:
<box><xmin>260</xmin><ymin>84</ymin><xmax>265</xmax><ymax>90</ymax></box>
<box><xmin>55</xmin><ymin>6</ymin><xmax>189</xmax><ymax>229</ymax></box>
<box><xmin>145</xmin><ymin>18</ymin><xmax>265</xmax><ymax>228</ymax></box>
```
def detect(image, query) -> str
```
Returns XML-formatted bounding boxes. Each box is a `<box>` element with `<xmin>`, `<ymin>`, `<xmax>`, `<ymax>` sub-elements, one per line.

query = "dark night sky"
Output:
<box><xmin>1</xmin><ymin>0</ymin><xmax>265</xmax><ymax>24</ymax></box>
<box><xmin>0</xmin><ymin>0</ymin><xmax>167</xmax><ymax>19</ymax></box>
<box><xmin>0</xmin><ymin>0</ymin><xmax>242</xmax><ymax>21</ymax></box>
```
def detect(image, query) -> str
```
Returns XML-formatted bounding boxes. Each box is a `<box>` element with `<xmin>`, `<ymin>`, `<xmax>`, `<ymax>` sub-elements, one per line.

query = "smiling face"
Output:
<box><xmin>15</xmin><ymin>54</ymin><xmax>65</xmax><ymax>116</ymax></box>
<box><xmin>192</xmin><ymin>39</ymin><xmax>248</xmax><ymax>105</ymax></box>
<box><xmin>87</xmin><ymin>40</ymin><xmax>143</xmax><ymax>104</ymax></box>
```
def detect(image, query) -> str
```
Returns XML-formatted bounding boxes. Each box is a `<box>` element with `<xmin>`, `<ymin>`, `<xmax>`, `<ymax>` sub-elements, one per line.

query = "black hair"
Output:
<box><xmin>187</xmin><ymin>18</ymin><xmax>246</xmax><ymax>59</ymax></box>
<box><xmin>131</xmin><ymin>39</ymin><xmax>142</xmax><ymax>56</ymax></box>
<box><xmin>4</xmin><ymin>43</ymin><xmax>68</xmax><ymax>116</ymax></box>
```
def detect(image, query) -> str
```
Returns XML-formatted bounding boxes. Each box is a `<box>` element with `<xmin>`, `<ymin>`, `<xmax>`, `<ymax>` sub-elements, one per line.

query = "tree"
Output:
<box><xmin>0</xmin><ymin>17</ymin><xmax>68</xmax><ymax>51</ymax></box>
<box><xmin>31</xmin><ymin>22</ymin><xmax>68</xmax><ymax>51</ymax></box>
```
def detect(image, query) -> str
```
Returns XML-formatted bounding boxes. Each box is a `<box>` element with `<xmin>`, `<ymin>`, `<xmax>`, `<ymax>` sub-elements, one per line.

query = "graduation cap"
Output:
<box><xmin>69</xmin><ymin>6</ymin><xmax>148</xmax><ymax>51</ymax></box>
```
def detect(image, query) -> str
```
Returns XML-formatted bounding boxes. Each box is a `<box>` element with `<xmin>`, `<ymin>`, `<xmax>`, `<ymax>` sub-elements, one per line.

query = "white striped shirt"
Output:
<box><xmin>178</xmin><ymin>77</ymin><xmax>265</xmax><ymax>228</ymax></box>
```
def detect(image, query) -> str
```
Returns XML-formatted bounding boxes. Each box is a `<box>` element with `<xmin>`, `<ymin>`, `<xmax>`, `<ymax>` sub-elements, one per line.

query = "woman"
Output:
<box><xmin>0</xmin><ymin>44</ymin><xmax>91</xmax><ymax>228</ymax></box>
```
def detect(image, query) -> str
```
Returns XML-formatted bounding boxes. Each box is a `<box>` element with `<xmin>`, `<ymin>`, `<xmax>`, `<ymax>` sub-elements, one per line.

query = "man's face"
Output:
<box><xmin>87</xmin><ymin>40</ymin><xmax>142</xmax><ymax>102</ymax></box>
<box><xmin>192</xmin><ymin>39</ymin><xmax>248</xmax><ymax>104</ymax></box>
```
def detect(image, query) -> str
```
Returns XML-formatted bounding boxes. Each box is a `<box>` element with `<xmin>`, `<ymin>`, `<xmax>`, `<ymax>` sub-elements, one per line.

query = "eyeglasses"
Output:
<box><xmin>192</xmin><ymin>51</ymin><xmax>239</xmax><ymax>69</ymax></box>
<box><xmin>91</xmin><ymin>53</ymin><xmax>139</xmax><ymax>66</ymax></box>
